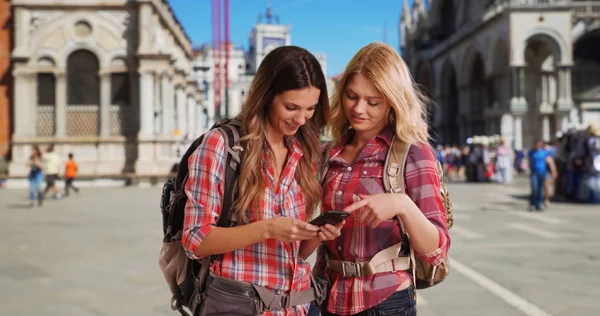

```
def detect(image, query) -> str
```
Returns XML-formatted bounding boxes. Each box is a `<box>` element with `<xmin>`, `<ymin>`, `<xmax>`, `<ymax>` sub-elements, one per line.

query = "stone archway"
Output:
<box><xmin>523</xmin><ymin>34</ymin><xmax>563</xmax><ymax>147</ymax></box>
<box><xmin>414</xmin><ymin>61</ymin><xmax>437</xmax><ymax>141</ymax></box>
<box><xmin>441</xmin><ymin>60</ymin><xmax>460</xmax><ymax>145</ymax></box>
<box><xmin>573</xmin><ymin>29</ymin><xmax>600</xmax><ymax>128</ymax></box>
<box><xmin>468</xmin><ymin>52</ymin><xmax>486</xmax><ymax>136</ymax></box>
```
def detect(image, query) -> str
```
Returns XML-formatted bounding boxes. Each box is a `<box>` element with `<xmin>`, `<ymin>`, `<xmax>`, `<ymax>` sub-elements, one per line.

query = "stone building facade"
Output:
<box><xmin>9</xmin><ymin>0</ymin><xmax>203</xmax><ymax>177</ymax></box>
<box><xmin>401</xmin><ymin>0</ymin><xmax>600</xmax><ymax>149</ymax></box>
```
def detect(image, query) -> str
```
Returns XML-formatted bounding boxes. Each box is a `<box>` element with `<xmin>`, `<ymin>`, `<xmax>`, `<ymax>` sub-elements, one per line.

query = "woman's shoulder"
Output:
<box><xmin>200</xmin><ymin>128</ymin><xmax>228</xmax><ymax>149</ymax></box>
<box><xmin>406</xmin><ymin>142</ymin><xmax>437</xmax><ymax>163</ymax></box>
<box><xmin>187</xmin><ymin>128</ymin><xmax>229</xmax><ymax>164</ymax></box>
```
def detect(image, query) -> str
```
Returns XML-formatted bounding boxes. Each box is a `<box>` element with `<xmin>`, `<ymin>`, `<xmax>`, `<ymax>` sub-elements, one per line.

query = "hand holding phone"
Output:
<box><xmin>309</xmin><ymin>211</ymin><xmax>350</xmax><ymax>227</ymax></box>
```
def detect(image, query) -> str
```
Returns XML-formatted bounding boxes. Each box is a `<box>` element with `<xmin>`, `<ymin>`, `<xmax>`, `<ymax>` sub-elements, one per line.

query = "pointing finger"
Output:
<box><xmin>344</xmin><ymin>199</ymin><xmax>368</xmax><ymax>213</ymax></box>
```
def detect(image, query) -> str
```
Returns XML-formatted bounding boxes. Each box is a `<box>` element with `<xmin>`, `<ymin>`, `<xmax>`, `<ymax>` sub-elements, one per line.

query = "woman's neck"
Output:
<box><xmin>264</xmin><ymin>121</ymin><xmax>285</xmax><ymax>149</ymax></box>
<box><xmin>350</xmin><ymin>125</ymin><xmax>386</xmax><ymax>148</ymax></box>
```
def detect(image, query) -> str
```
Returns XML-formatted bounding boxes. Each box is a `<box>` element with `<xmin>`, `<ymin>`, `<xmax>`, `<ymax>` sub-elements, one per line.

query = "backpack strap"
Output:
<box><xmin>214</xmin><ymin>119</ymin><xmax>243</xmax><ymax>227</ymax></box>
<box><xmin>194</xmin><ymin>119</ymin><xmax>243</xmax><ymax>298</ymax></box>
<box><xmin>383</xmin><ymin>137</ymin><xmax>418</xmax><ymax>297</ymax></box>
<box><xmin>382</xmin><ymin>136</ymin><xmax>411</xmax><ymax>194</ymax></box>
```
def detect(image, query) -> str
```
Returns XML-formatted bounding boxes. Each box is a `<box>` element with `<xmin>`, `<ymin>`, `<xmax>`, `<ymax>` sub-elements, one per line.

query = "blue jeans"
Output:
<box><xmin>318</xmin><ymin>287</ymin><xmax>416</xmax><ymax>316</ymax></box>
<box><xmin>29</xmin><ymin>173</ymin><xmax>44</xmax><ymax>201</ymax></box>
<box><xmin>530</xmin><ymin>172</ymin><xmax>547</xmax><ymax>209</ymax></box>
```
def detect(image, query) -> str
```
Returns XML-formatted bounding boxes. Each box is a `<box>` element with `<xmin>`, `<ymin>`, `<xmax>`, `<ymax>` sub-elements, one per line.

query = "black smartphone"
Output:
<box><xmin>309</xmin><ymin>211</ymin><xmax>350</xmax><ymax>226</ymax></box>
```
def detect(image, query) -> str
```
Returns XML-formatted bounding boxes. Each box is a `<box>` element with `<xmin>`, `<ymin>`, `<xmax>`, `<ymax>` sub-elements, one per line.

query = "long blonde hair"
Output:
<box><xmin>329</xmin><ymin>42</ymin><xmax>430</xmax><ymax>144</ymax></box>
<box><xmin>234</xmin><ymin>46</ymin><xmax>329</xmax><ymax>223</ymax></box>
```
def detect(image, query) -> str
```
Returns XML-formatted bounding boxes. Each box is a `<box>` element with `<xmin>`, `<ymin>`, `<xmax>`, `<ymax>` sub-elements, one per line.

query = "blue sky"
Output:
<box><xmin>169</xmin><ymin>0</ymin><xmax>411</xmax><ymax>77</ymax></box>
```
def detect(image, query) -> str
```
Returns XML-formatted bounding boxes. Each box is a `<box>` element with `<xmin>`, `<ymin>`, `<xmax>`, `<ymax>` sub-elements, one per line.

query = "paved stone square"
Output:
<box><xmin>0</xmin><ymin>178</ymin><xmax>599</xmax><ymax>316</ymax></box>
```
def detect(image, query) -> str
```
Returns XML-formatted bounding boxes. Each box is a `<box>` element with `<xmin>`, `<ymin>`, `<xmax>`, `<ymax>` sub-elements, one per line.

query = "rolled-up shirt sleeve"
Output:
<box><xmin>404</xmin><ymin>143</ymin><xmax>451</xmax><ymax>266</ymax></box>
<box><xmin>182</xmin><ymin>129</ymin><xmax>226</xmax><ymax>260</ymax></box>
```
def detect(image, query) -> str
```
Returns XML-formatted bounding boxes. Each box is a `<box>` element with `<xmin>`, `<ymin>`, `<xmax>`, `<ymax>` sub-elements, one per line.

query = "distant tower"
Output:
<box><xmin>247</xmin><ymin>3</ymin><xmax>290</xmax><ymax>73</ymax></box>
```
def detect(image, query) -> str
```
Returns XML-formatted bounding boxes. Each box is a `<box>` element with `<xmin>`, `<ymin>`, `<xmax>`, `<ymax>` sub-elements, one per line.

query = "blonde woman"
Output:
<box><xmin>182</xmin><ymin>46</ymin><xmax>344</xmax><ymax>316</ymax></box>
<box><xmin>312</xmin><ymin>42</ymin><xmax>451</xmax><ymax>316</ymax></box>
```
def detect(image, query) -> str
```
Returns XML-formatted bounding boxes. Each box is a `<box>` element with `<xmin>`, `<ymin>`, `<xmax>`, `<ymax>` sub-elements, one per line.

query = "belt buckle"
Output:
<box><xmin>341</xmin><ymin>262</ymin><xmax>362</xmax><ymax>277</ymax></box>
<box><xmin>267</xmin><ymin>294</ymin><xmax>290</xmax><ymax>310</ymax></box>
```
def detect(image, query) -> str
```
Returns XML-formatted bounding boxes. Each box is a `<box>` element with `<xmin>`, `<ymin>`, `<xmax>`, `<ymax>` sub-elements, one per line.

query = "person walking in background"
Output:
<box><xmin>528</xmin><ymin>139</ymin><xmax>557</xmax><ymax>211</ymax></box>
<box><xmin>460</xmin><ymin>145</ymin><xmax>470</xmax><ymax>180</ymax></box>
<box><xmin>544</xmin><ymin>141</ymin><xmax>558</xmax><ymax>206</ymax></box>
<box><xmin>27</xmin><ymin>146</ymin><xmax>45</xmax><ymax>207</ymax></box>
<box><xmin>64</xmin><ymin>153</ymin><xmax>80</xmax><ymax>196</ymax></box>
<box><xmin>42</xmin><ymin>144</ymin><xmax>62</xmax><ymax>200</ymax></box>
<box><xmin>495</xmin><ymin>138</ymin><xmax>513</xmax><ymax>184</ymax></box>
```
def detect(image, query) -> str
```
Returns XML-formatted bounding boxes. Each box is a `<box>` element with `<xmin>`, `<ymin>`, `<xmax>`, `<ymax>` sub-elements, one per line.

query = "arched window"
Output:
<box><xmin>67</xmin><ymin>50</ymin><xmax>99</xmax><ymax>105</ymax></box>
<box><xmin>66</xmin><ymin>50</ymin><xmax>100</xmax><ymax>136</ymax></box>
<box><xmin>36</xmin><ymin>56</ymin><xmax>56</xmax><ymax>136</ymax></box>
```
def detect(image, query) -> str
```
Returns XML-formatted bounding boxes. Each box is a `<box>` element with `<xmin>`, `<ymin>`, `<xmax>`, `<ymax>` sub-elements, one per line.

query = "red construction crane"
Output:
<box><xmin>211</xmin><ymin>0</ymin><xmax>230</xmax><ymax>119</ymax></box>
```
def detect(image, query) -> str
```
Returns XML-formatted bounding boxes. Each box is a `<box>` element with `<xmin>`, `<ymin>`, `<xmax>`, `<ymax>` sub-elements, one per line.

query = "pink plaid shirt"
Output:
<box><xmin>182</xmin><ymin>129</ymin><xmax>313</xmax><ymax>316</ymax></box>
<box><xmin>313</xmin><ymin>127</ymin><xmax>450</xmax><ymax>315</ymax></box>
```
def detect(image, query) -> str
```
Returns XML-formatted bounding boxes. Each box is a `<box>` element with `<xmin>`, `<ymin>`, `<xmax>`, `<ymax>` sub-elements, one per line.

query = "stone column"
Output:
<box><xmin>138</xmin><ymin>71</ymin><xmax>155</xmax><ymax>137</ymax></box>
<box><xmin>153</xmin><ymin>74</ymin><xmax>161</xmax><ymax>134</ymax></box>
<box><xmin>176</xmin><ymin>87</ymin><xmax>186</xmax><ymax>136</ymax></box>
<box><xmin>100</xmin><ymin>71</ymin><xmax>111</xmax><ymax>137</ymax></box>
<box><xmin>187</xmin><ymin>94</ymin><xmax>195</xmax><ymax>137</ymax></box>
<box><xmin>129</xmin><ymin>71</ymin><xmax>140</xmax><ymax>134</ymax></box>
<box><xmin>540</xmin><ymin>72</ymin><xmax>551</xmax><ymax>111</ymax></box>
<box><xmin>160</xmin><ymin>73</ymin><xmax>175</xmax><ymax>136</ymax></box>
<box><xmin>55</xmin><ymin>71</ymin><xmax>67</xmax><ymax>138</ymax></box>
<box><xmin>513</xmin><ymin>115</ymin><xmax>523</xmax><ymax>151</ymax></box>
<box><xmin>12</xmin><ymin>68</ymin><xmax>32</xmax><ymax>137</ymax></box>
<box><xmin>556</xmin><ymin>66</ymin><xmax>574</xmax><ymax>111</ymax></box>
<box><xmin>555</xmin><ymin>65</ymin><xmax>577</xmax><ymax>131</ymax></box>
<box><xmin>510</xmin><ymin>66</ymin><xmax>527</xmax><ymax>112</ymax></box>
<box><xmin>542</xmin><ymin>115</ymin><xmax>550</xmax><ymax>142</ymax></box>
<box><xmin>28</xmin><ymin>72</ymin><xmax>37</xmax><ymax>136</ymax></box>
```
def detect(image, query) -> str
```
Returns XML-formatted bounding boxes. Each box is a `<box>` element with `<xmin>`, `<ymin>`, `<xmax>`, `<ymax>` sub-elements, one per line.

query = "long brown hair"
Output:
<box><xmin>234</xmin><ymin>46</ymin><xmax>329</xmax><ymax>223</ymax></box>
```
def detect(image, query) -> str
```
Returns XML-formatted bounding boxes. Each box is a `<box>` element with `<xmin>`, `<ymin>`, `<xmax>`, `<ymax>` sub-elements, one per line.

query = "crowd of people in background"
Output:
<box><xmin>10</xmin><ymin>144</ymin><xmax>81</xmax><ymax>207</ymax></box>
<box><xmin>435</xmin><ymin>135</ymin><xmax>515</xmax><ymax>184</ymax></box>
<box><xmin>435</xmin><ymin>123</ymin><xmax>600</xmax><ymax>206</ymax></box>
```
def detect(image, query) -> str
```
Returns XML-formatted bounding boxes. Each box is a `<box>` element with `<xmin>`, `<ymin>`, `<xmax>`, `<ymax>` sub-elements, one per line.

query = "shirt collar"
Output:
<box><xmin>331</xmin><ymin>125</ymin><xmax>395</xmax><ymax>158</ymax></box>
<box><xmin>285</xmin><ymin>136</ymin><xmax>304</xmax><ymax>157</ymax></box>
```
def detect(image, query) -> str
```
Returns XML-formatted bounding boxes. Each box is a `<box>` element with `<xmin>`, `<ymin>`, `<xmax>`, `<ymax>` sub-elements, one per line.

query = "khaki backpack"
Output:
<box><xmin>382</xmin><ymin>136</ymin><xmax>453</xmax><ymax>289</ymax></box>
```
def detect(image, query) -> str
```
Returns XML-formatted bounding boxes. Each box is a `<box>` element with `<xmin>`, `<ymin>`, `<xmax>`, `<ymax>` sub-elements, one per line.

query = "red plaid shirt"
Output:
<box><xmin>313</xmin><ymin>127</ymin><xmax>450</xmax><ymax>315</ymax></box>
<box><xmin>182</xmin><ymin>129</ymin><xmax>313</xmax><ymax>316</ymax></box>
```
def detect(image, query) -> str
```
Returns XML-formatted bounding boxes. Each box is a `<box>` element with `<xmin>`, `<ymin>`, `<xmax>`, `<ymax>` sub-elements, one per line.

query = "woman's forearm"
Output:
<box><xmin>299</xmin><ymin>237</ymin><xmax>321</xmax><ymax>260</ymax></box>
<box><xmin>398</xmin><ymin>200</ymin><xmax>440</xmax><ymax>254</ymax></box>
<box><xmin>193</xmin><ymin>220</ymin><xmax>269</xmax><ymax>257</ymax></box>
